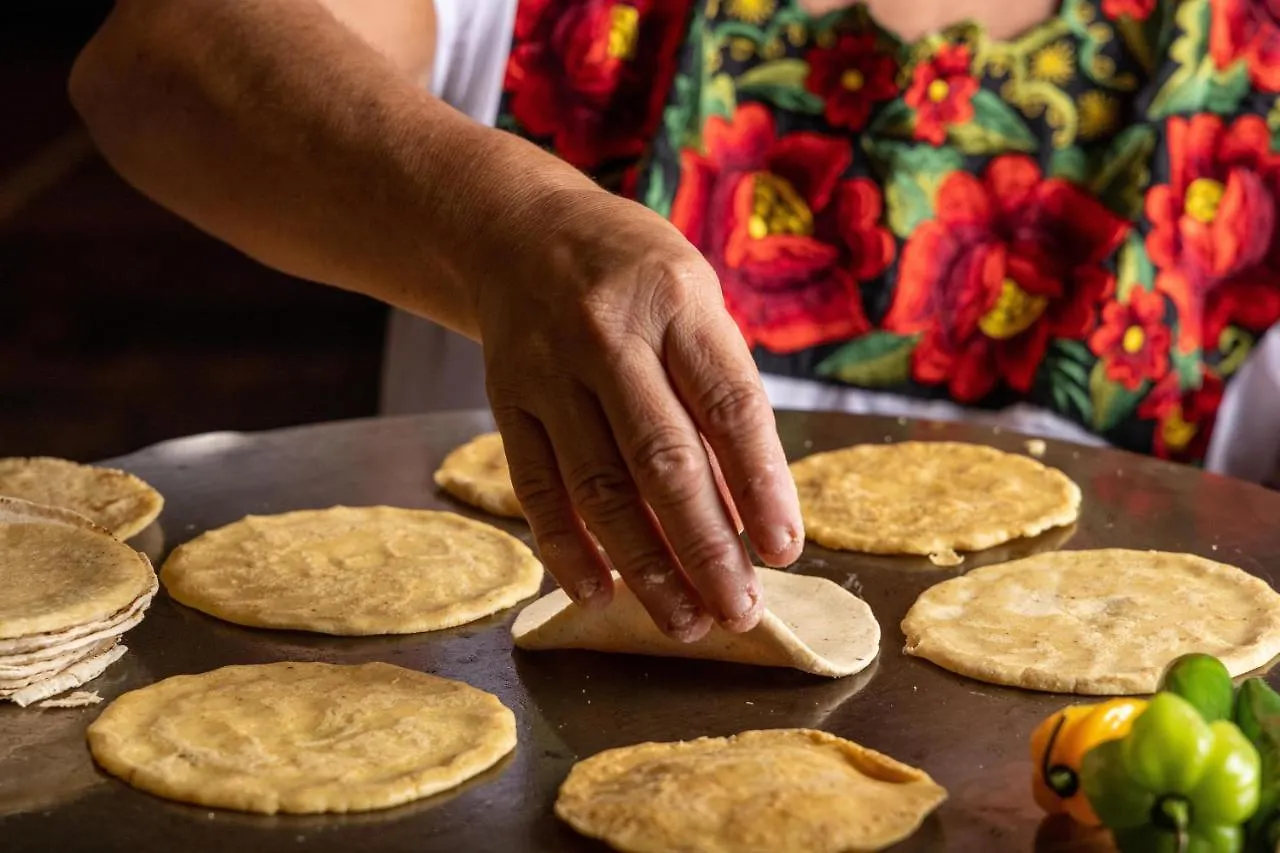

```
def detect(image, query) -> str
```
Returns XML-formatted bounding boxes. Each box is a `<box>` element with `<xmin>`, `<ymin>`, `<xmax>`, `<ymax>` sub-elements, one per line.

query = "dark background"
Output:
<box><xmin>1</xmin><ymin>4</ymin><xmax>388</xmax><ymax>462</ymax></box>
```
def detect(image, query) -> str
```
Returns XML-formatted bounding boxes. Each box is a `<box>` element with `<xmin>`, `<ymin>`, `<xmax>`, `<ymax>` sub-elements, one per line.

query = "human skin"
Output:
<box><xmin>69</xmin><ymin>0</ymin><xmax>803</xmax><ymax>642</ymax></box>
<box><xmin>69</xmin><ymin>0</ymin><xmax>1057</xmax><ymax>640</ymax></box>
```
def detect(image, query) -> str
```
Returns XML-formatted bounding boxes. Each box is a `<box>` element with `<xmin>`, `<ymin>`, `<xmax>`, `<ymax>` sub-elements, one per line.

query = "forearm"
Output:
<box><xmin>69</xmin><ymin>0</ymin><xmax>593</xmax><ymax>338</ymax></box>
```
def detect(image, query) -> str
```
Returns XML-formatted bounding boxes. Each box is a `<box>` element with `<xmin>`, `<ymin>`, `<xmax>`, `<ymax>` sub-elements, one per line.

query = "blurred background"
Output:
<box><xmin>2</xmin><ymin>4</ymin><xmax>387</xmax><ymax>462</ymax></box>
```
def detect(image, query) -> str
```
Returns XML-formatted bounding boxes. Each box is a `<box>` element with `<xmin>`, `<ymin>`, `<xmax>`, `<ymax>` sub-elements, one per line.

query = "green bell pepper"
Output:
<box><xmin>1082</xmin><ymin>692</ymin><xmax>1261</xmax><ymax>853</ymax></box>
<box><xmin>1234</xmin><ymin>678</ymin><xmax>1280</xmax><ymax>853</ymax></box>
<box><xmin>1162</xmin><ymin>654</ymin><xmax>1237</xmax><ymax>724</ymax></box>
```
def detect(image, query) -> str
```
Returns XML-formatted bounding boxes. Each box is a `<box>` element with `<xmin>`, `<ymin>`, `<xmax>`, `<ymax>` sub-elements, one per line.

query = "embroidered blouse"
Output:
<box><xmin>383</xmin><ymin>0</ymin><xmax>1280</xmax><ymax>484</ymax></box>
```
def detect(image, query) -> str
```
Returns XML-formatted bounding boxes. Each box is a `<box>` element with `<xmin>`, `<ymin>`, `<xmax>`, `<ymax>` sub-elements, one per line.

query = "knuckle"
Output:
<box><xmin>566</xmin><ymin>464</ymin><xmax>636</xmax><ymax>521</ymax></box>
<box><xmin>679</xmin><ymin>536</ymin><xmax>745</xmax><ymax>576</ymax></box>
<box><xmin>630</xmin><ymin>431</ymin><xmax>704</xmax><ymax>503</ymax></box>
<box><xmin>698</xmin><ymin>378</ymin><xmax>771</xmax><ymax>438</ymax></box>
<box><xmin>645</xmin><ymin>258</ymin><xmax>714</xmax><ymax>321</ymax></box>
<box><xmin>508</xmin><ymin>467</ymin><xmax>563</xmax><ymax>517</ymax></box>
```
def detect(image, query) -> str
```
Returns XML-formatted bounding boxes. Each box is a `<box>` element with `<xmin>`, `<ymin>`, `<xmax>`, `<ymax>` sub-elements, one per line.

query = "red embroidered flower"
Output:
<box><xmin>1211</xmin><ymin>0</ymin><xmax>1280</xmax><ymax>92</ymax></box>
<box><xmin>1139</xmin><ymin>371</ymin><xmax>1225</xmax><ymax>462</ymax></box>
<box><xmin>1144</xmin><ymin>114</ymin><xmax>1280</xmax><ymax>351</ymax></box>
<box><xmin>1088</xmin><ymin>287</ymin><xmax>1173</xmax><ymax>390</ymax></box>
<box><xmin>1102</xmin><ymin>0</ymin><xmax>1158</xmax><ymax>20</ymax></box>
<box><xmin>671</xmin><ymin>104</ymin><xmax>893</xmax><ymax>353</ymax></box>
<box><xmin>505</xmin><ymin>0</ymin><xmax>691</xmax><ymax>169</ymax></box>
<box><xmin>903</xmin><ymin>44</ymin><xmax>980</xmax><ymax>146</ymax></box>
<box><xmin>805</xmin><ymin>34</ymin><xmax>900</xmax><ymax>131</ymax></box>
<box><xmin>884</xmin><ymin>156</ymin><xmax>1128</xmax><ymax>402</ymax></box>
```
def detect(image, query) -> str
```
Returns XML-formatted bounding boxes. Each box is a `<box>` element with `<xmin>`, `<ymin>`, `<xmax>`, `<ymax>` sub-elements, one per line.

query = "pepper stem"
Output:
<box><xmin>1040</xmin><ymin>715</ymin><xmax>1078</xmax><ymax>797</ymax></box>
<box><xmin>1152</xmin><ymin>796</ymin><xmax>1191</xmax><ymax>853</ymax></box>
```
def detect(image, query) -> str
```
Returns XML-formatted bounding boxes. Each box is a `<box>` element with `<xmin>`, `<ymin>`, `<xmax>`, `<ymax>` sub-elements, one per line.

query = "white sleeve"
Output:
<box><xmin>1206</xmin><ymin>325</ymin><xmax>1280</xmax><ymax>485</ymax></box>
<box><xmin>428</xmin><ymin>0</ymin><xmax>518</xmax><ymax>126</ymax></box>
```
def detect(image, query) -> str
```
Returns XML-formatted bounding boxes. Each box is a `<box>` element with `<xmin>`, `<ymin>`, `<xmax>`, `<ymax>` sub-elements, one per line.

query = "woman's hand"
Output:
<box><xmin>473</xmin><ymin>184</ymin><xmax>804</xmax><ymax>642</ymax></box>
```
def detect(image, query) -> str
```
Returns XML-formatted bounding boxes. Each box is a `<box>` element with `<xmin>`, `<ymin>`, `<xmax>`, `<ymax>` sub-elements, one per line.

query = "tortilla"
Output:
<box><xmin>0</xmin><ymin>457</ymin><xmax>163</xmax><ymax>540</ymax></box>
<box><xmin>4</xmin><ymin>644</ymin><xmax>128</xmax><ymax>708</ymax></box>
<box><xmin>790</xmin><ymin>441</ymin><xmax>1080</xmax><ymax>555</ymax></box>
<box><xmin>87</xmin><ymin>661</ymin><xmax>517</xmax><ymax>814</ymax></box>
<box><xmin>0</xmin><ymin>498</ymin><xmax>156</xmax><ymax>640</ymax></box>
<box><xmin>433</xmin><ymin>432</ymin><xmax>522</xmax><ymax>518</ymax></box>
<box><xmin>555</xmin><ymin>728</ymin><xmax>946</xmax><ymax>853</ymax></box>
<box><xmin>513</xmin><ymin>569</ymin><xmax>879</xmax><ymax>678</ymax></box>
<box><xmin>161</xmin><ymin>506</ymin><xmax>543</xmax><ymax>635</ymax></box>
<box><xmin>902</xmin><ymin>549</ymin><xmax>1280</xmax><ymax>694</ymax></box>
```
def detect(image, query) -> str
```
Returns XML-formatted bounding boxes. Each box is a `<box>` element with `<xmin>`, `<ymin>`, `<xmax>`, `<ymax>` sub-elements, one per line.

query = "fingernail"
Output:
<box><xmin>719</xmin><ymin>587</ymin><xmax>761</xmax><ymax>633</ymax></box>
<box><xmin>666</xmin><ymin>603</ymin><xmax>711</xmax><ymax>643</ymax></box>
<box><xmin>572</xmin><ymin>578</ymin><xmax>605</xmax><ymax>608</ymax></box>
<box><xmin>757</xmin><ymin>525</ymin><xmax>803</xmax><ymax>562</ymax></box>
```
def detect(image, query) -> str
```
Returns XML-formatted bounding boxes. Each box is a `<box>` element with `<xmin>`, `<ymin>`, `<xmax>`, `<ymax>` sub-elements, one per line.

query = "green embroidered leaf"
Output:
<box><xmin>948</xmin><ymin>90</ymin><xmax>1038</xmax><ymax>155</ymax></box>
<box><xmin>1217</xmin><ymin>326</ymin><xmax>1255</xmax><ymax>376</ymax></box>
<box><xmin>865</xmin><ymin>99</ymin><xmax>914</xmax><ymax>138</ymax></box>
<box><xmin>816</xmin><ymin>332</ymin><xmax>918</xmax><ymax>387</ymax></box>
<box><xmin>1171</xmin><ymin>347</ymin><xmax>1205</xmax><ymax>389</ymax></box>
<box><xmin>1062</xmin><ymin>379</ymin><xmax>1094</xmax><ymax>421</ymax></box>
<box><xmin>863</xmin><ymin>140</ymin><xmax>964</xmax><ymax>238</ymax></box>
<box><xmin>1053</xmin><ymin>356</ymin><xmax>1091</xmax><ymax>385</ymax></box>
<box><xmin>735</xmin><ymin>59</ymin><xmax>809</xmax><ymax>91</ymax></box>
<box><xmin>1115</xmin><ymin>231</ymin><xmax>1157</xmax><ymax>301</ymax></box>
<box><xmin>702</xmin><ymin>73</ymin><xmax>737</xmax><ymax>121</ymax></box>
<box><xmin>1146</xmin><ymin>0</ymin><xmax>1250</xmax><ymax>119</ymax></box>
<box><xmin>1089</xmin><ymin>361</ymin><xmax>1147</xmax><ymax>432</ymax></box>
<box><xmin>1052</xmin><ymin>339</ymin><xmax>1094</xmax><ymax>364</ymax></box>
<box><xmin>663</xmin><ymin>74</ymin><xmax>697</xmax><ymax>148</ymax></box>
<box><xmin>1088</xmin><ymin>125</ymin><xmax>1157</xmax><ymax>219</ymax></box>
<box><xmin>1049</xmin><ymin>147</ymin><xmax>1088</xmax><ymax>183</ymax></box>
<box><xmin>643</xmin><ymin>162</ymin><xmax>673</xmax><ymax>219</ymax></box>
<box><xmin>738</xmin><ymin>85</ymin><xmax>824</xmax><ymax>114</ymax></box>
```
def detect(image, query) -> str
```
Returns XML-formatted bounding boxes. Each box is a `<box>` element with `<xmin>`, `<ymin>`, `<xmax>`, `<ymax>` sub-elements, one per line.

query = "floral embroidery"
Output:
<box><xmin>1102</xmin><ymin>0</ymin><xmax>1159</xmax><ymax>21</ymax></box>
<box><xmin>504</xmin><ymin>0</ymin><xmax>692</xmax><ymax>170</ymax></box>
<box><xmin>497</xmin><ymin>0</ymin><xmax>1280</xmax><ymax>467</ymax></box>
<box><xmin>1140</xmin><ymin>371</ymin><xmax>1225</xmax><ymax>461</ymax></box>
<box><xmin>805</xmin><ymin>34</ymin><xmax>899</xmax><ymax>131</ymax></box>
<box><xmin>1210</xmin><ymin>0</ymin><xmax>1280</xmax><ymax>92</ymax></box>
<box><xmin>671</xmin><ymin>104</ymin><xmax>892</xmax><ymax>353</ymax></box>
<box><xmin>904</xmin><ymin>44</ymin><xmax>980</xmax><ymax>146</ymax></box>
<box><xmin>884</xmin><ymin>156</ymin><xmax>1127</xmax><ymax>402</ymax></box>
<box><xmin>1144</xmin><ymin>114</ymin><xmax>1280</xmax><ymax>352</ymax></box>
<box><xmin>1089</xmin><ymin>287</ymin><xmax>1173</xmax><ymax>390</ymax></box>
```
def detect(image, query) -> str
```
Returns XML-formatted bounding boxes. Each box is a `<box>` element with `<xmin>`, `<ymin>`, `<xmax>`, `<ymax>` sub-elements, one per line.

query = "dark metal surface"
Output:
<box><xmin>3</xmin><ymin>410</ymin><xmax>1279</xmax><ymax>853</ymax></box>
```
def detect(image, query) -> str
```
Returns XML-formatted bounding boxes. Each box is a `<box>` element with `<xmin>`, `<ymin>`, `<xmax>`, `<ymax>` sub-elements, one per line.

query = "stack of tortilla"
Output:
<box><xmin>0</xmin><ymin>498</ymin><xmax>158</xmax><ymax>707</ymax></box>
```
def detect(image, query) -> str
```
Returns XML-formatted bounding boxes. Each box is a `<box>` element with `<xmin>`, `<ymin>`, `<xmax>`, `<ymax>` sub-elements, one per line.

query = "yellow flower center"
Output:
<box><xmin>978</xmin><ymin>279</ymin><xmax>1049</xmax><ymax>340</ymax></box>
<box><xmin>927</xmin><ymin>79</ymin><xmax>950</xmax><ymax>102</ymax></box>
<box><xmin>747</xmin><ymin>173</ymin><xmax>813</xmax><ymax>240</ymax></box>
<box><xmin>1184</xmin><ymin>177</ymin><xmax>1225</xmax><ymax>224</ymax></box>
<box><xmin>725</xmin><ymin>0</ymin><xmax>778</xmax><ymax>25</ymax></box>
<box><xmin>1122</xmin><ymin>325</ymin><xmax>1146</xmax><ymax>354</ymax></box>
<box><xmin>607</xmin><ymin>5</ymin><xmax>640</xmax><ymax>61</ymax></box>
<box><xmin>841</xmin><ymin>69</ymin><xmax>865</xmax><ymax>91</ymax></box>
<box><xmin>1161</xmin><ymin>406</ymin><xmax>1198</xmax><ymax>451</ymax></box>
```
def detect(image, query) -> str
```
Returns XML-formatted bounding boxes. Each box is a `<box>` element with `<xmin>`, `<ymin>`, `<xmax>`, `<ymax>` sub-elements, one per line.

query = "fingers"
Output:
<box><xmin>488</xmin><ymin>406</ymin><xmax>614</xmax><ymax>610</ymax></box>
<box><xmin>534</xmin><ymin>385</ymin><xmax>715</xmax><ymax>642</ymax></box>
<box><xmin>666</xmin><ymin>309</ymin><xmax>804</xmax><ymax>567</ymax></box>
<box><xmin>594</xmin><ymin>352</ymin><xmax>763</xmax><ymax>634</ymax></box>
<box><xmin>702</xmin><ymin>434</ymin><xmax>744</xmax><ymax>535</ymax></box>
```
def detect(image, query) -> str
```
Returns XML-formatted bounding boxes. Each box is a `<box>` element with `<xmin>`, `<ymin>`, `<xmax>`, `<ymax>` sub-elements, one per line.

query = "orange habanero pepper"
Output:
<box><xmin>1030</xmin><ymin>698</ymin><xmax>1148</xmax><ymax>826</ymax></box>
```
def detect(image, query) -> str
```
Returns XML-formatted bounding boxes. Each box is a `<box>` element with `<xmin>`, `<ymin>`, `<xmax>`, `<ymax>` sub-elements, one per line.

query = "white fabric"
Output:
<box><xmin>381</xmin><ymin>0</ymin><xmax>1280</xmax><ymax>486</ymax></box>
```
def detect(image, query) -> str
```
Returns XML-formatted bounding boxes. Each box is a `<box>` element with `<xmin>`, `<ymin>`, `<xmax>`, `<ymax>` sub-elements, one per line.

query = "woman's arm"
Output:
<box><xmin>70</xmin><ymin>0</ymin><xmax>804</xmax><ymax>640</ymax></box>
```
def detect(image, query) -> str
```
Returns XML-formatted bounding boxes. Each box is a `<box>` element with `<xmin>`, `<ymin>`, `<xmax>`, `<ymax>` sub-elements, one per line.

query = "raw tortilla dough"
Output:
<box><xmin>790</xmin><ymin>441</ymin><xmax>1080</xmax><ymax>555</ymax></box>
<box><xmin>87</xmin><ymin>661</ymin><xmax>516</xmax><ymax>814</ymax></box>
<box><xmin>555</xmin><ymin>728</ymin><xmax>946</xmax><ymax>853</ymax></box>
<box><xmin>0</xmin><ymin>499</ymin><xmax>156</xmax><ymax>640</ymax></box>
<box><xmin>161</xmin><ymin>506</ymin><xmax>543</xmax><ymax>635</ymax></box>
<box><xmin>0</xmin><ymin>457</ymin><xmax>163</xmax><ymax>540</ymax></box>
<box><xmin>903</xmin><ymin>549</ymin><xmax>1280</xmax><ymax>694</ymax></box>
<box><xmin>434</xmin><ymin>432</ymin><xmax>522</xmax><ymax>518</ymax></box>
<box><xmin>512</xmin><ymin>568</ymin><xmax>879</xmax><ymax>678</ymax></box>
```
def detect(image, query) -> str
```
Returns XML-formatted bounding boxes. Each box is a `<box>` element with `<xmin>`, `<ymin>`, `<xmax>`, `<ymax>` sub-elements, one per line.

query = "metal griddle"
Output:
<box><xmin>3</xmin><ymin>410</ymin><xmax>1279</xmax><ymax>853</ymax></box>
